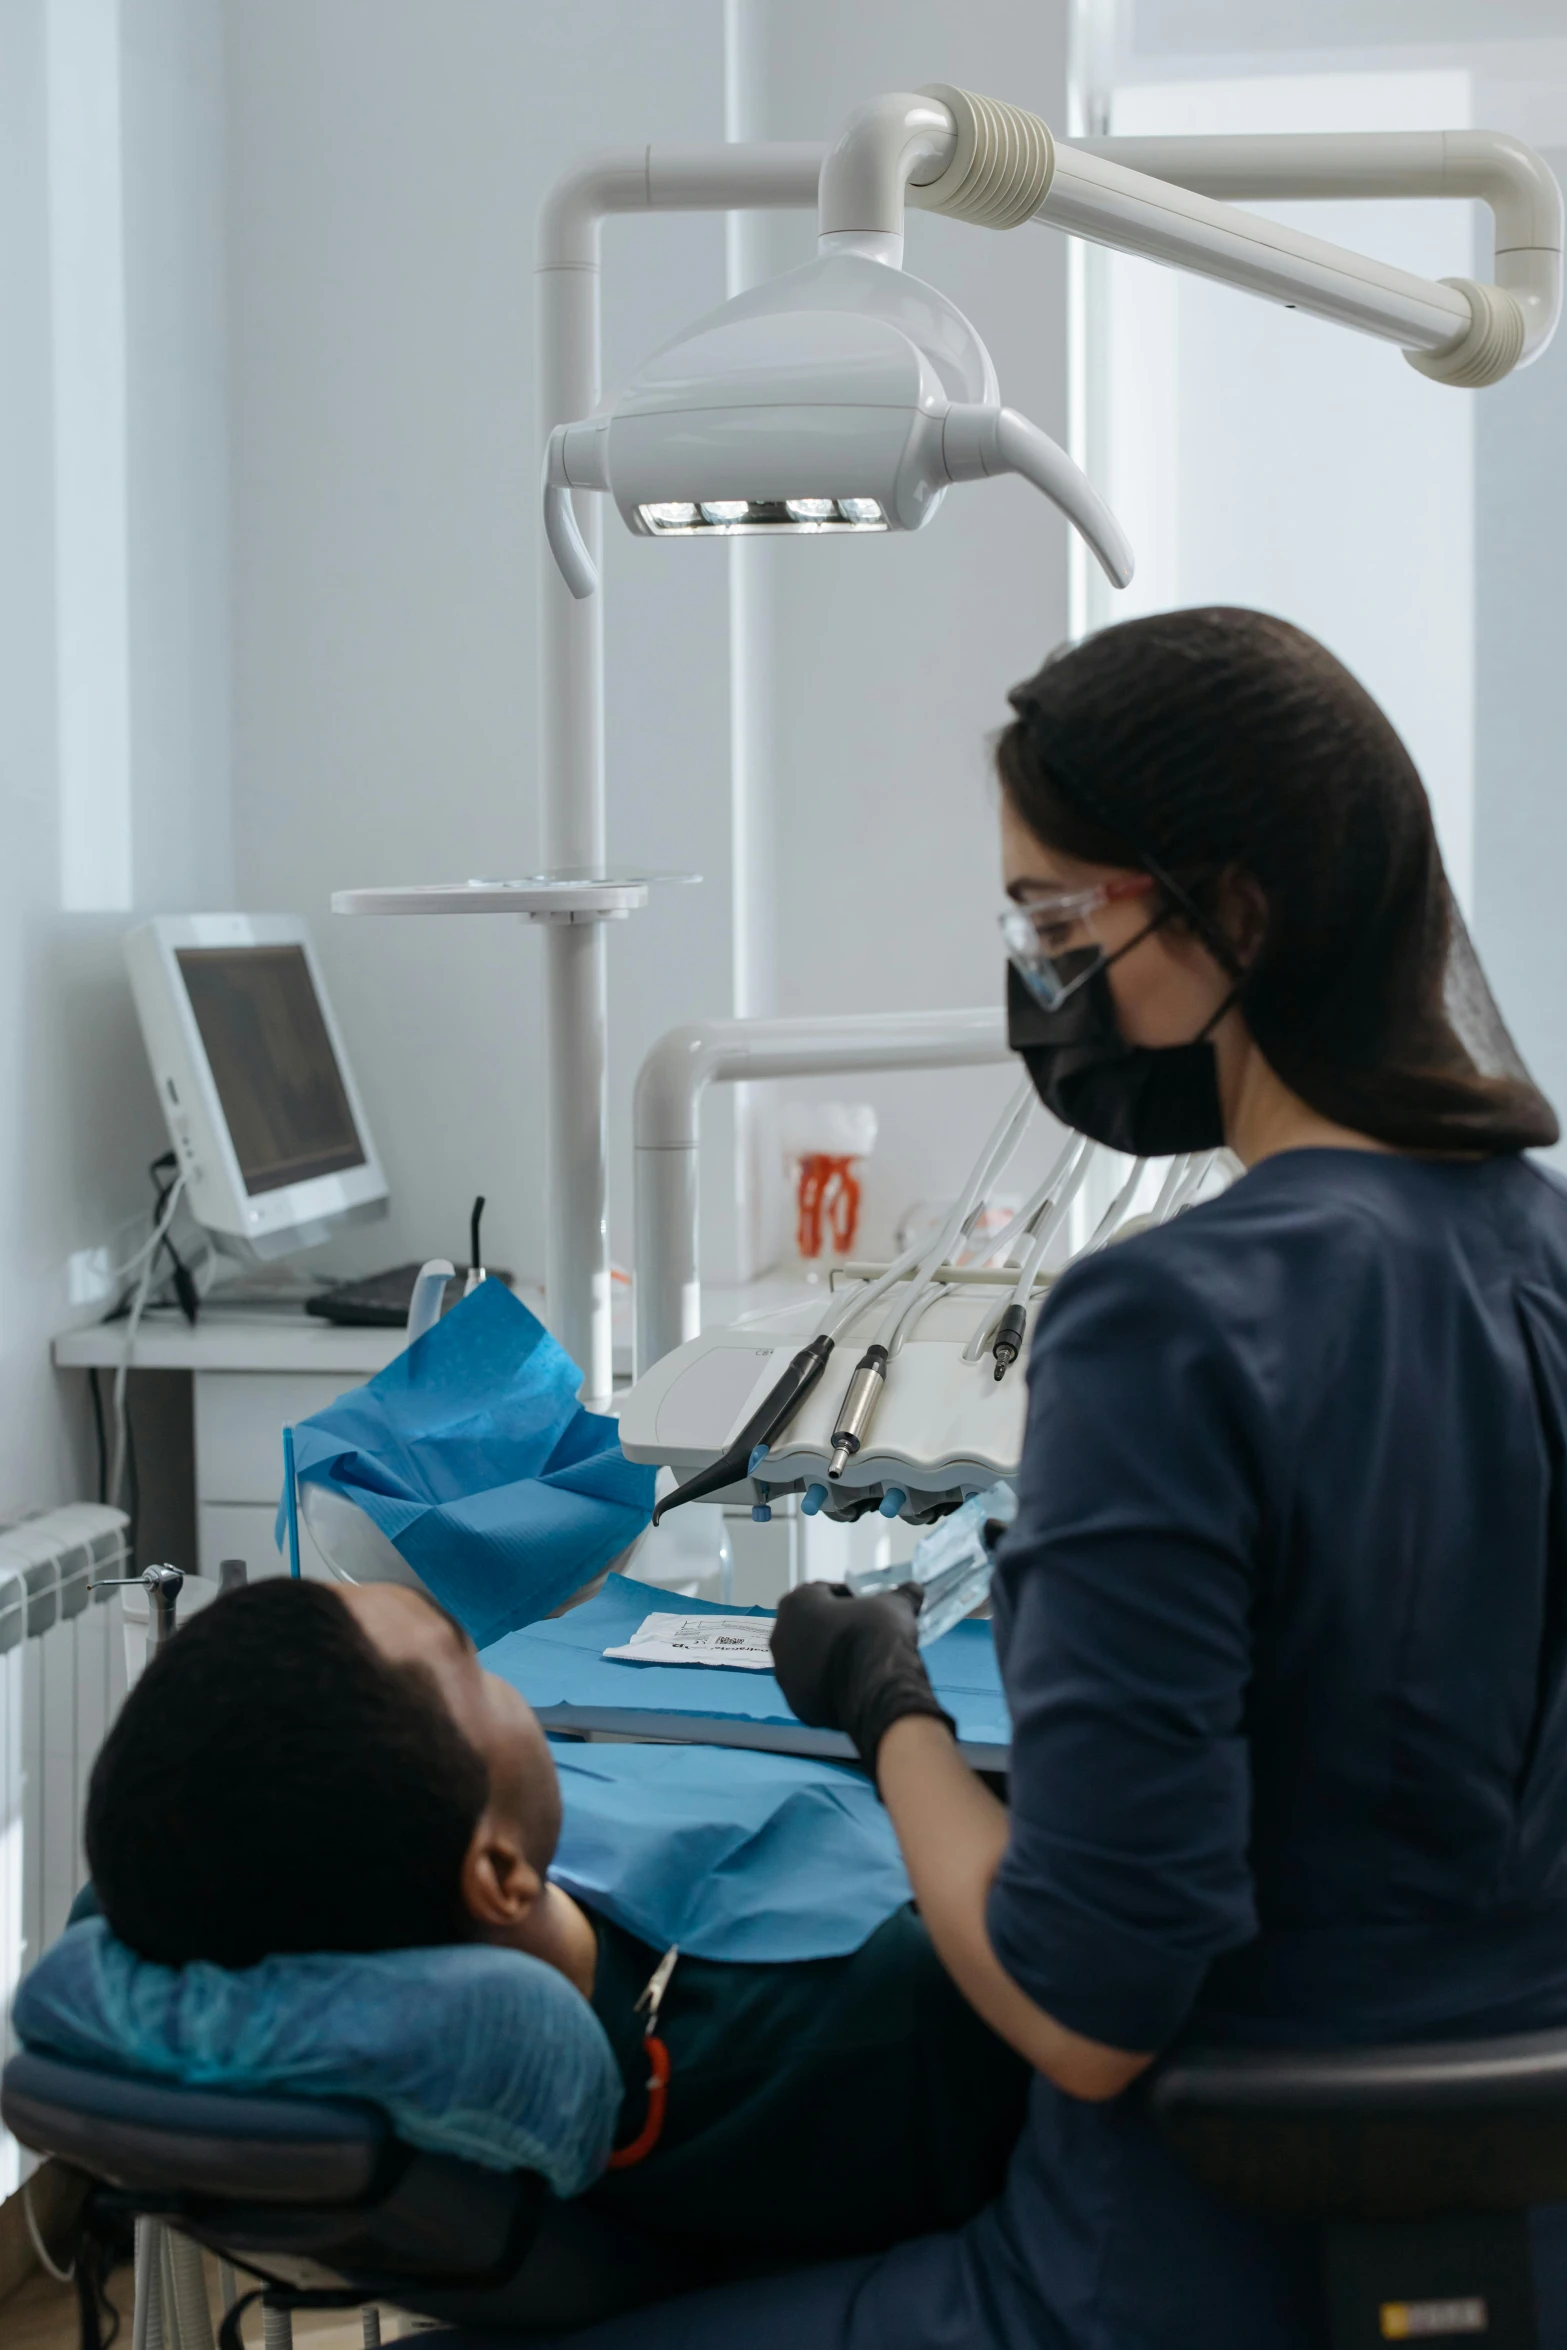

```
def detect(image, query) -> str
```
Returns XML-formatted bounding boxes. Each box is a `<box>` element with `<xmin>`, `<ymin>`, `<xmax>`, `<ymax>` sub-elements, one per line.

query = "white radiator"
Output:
<box><xmin>0</xmin><ymin>1504</ymin><xmax>130</xmax><ymax>2195</ymax></box>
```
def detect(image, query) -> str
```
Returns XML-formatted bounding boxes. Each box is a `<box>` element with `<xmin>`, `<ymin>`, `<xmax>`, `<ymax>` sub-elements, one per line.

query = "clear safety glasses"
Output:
<box><xmin>999</xmin><ymin>875</ymin><xmax>1156</xmax><ymax>1010</ymax></box>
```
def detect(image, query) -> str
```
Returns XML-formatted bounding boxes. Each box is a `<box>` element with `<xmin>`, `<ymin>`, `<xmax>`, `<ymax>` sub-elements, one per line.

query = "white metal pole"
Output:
<box><xmin>537</xmin><ymin>208</ymin><xmax>611</xmax><ymax>1397</ymax></box>
<box><xmin>632</xmin><ymin>1008</ymin><xmax>1012</xmax><ymax>1373</ymax></box>
<box><xmin>534</xmin><ymin>146</ymin><xmax>822</xmax><ymax>1399</ymax></box>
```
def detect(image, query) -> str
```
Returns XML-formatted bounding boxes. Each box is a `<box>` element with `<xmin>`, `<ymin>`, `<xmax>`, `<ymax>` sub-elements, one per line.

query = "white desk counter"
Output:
<box><xmin>53</xmin><ymin>1307</ymin><xmax>408</xmax><ymax>1380</ymax></box>
<box><xmin>52</xmin><ymin>1279</ymin><xmax>816</xmax><ymax>1586</ymax></box>
<box><xmin>54</xmin><ymin>1307</ymin><xmax>409</xmax><ymax>1579</ymax></box>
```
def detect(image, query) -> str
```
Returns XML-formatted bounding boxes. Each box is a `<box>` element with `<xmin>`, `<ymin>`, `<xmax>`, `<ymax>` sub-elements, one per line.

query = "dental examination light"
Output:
<box><xmin>543</xmin><ymin>235</ymin><xmax>1135</xmax><ymax>596</ymax></box>
<box><xmin>544</xmin><ymin>84</ymin><xmax>1564</xmax><ymax>609</ymax></box>
<box><xmin>543</xmin><ymin>90</ymin><xmax>1136</xmax><ymax>599</ymax></box>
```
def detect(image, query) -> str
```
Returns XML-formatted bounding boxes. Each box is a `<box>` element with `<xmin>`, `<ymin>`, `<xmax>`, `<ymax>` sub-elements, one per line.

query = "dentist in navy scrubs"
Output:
<box><xmin>552</xmin><ymin>607</ymin><xmax>1567</xmax><ymax>2349</ymax></box>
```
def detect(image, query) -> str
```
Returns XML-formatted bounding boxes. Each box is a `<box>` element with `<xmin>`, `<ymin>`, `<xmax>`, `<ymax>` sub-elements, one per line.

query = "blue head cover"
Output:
<box><xmin>13</xmin><ymin>1918</ymin><xmax>620</xmax><ymax>2194</ymax></box>
<box><xmin>281</xmin><ymin>1280</ymin><xmax>656</xmax><ymax>1647</ymax></box>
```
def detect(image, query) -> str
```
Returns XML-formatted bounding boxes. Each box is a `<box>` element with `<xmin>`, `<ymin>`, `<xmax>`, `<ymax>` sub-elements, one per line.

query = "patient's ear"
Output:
<box><xmin>459</xmin><ymin>1809</ymin><xmax>543</xmax><ymax>1929</ymax></box>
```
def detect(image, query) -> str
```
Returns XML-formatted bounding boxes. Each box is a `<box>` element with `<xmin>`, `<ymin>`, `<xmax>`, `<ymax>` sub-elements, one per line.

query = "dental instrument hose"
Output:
<box><xmin>988</xmin><ymin>1140</ymin><xmax>1096</xmax><ymax>1379</ymax></box>
<box><xmin>825</xmin><ymin>1080</ymin><xmax>1036</xmax><ymax>1477</ymax></box>
<box><xmin>880</xmin><ymin>1084</ymin><xmax>1037</xmax><ymax>1365</ymax></box>
<box><xmin>653</xmin><ymin>1081</ymin><xmax>1035</xmax><ymax>1519</ymax></box>
<box><xmin>647</xmin><ymin>1214</ymin><xmax>946</xmax><ymax>1525</ymax></box>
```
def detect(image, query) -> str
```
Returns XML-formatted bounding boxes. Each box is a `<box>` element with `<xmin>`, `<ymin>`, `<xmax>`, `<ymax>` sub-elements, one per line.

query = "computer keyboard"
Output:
<box><xmin>306</xmin><ymin>1264</ymin><xmax>513</xmax><ymax>1328</ymax></box>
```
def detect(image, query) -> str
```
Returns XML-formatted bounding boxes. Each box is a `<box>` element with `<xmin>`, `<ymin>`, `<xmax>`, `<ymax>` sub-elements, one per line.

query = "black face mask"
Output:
<box><xmin>1006</xmin><ymin>960</ymin><xmax>1228</xmax><ymax>1155</ymax></box>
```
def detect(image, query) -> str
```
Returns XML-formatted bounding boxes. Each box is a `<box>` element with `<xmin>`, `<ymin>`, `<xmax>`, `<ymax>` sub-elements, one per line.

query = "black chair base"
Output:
<box><xmin>1324</xmin><ymin>2213</ymin><xmax>1536</xmax><ymax>2350</ymax></box>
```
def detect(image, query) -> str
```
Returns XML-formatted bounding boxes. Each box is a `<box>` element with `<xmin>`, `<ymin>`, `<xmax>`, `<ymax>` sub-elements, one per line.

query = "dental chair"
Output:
<box><xmin>15</xmin><ymin>2032</ymin><xmax>1567</xmax><ymax>2350</ymax></box>
<box><xmin>1</xmin><ymin>2051</ymin><xmax>669</xmax><ymax>2348</ymax></box>
<box><xmin>1153</xmin><ymin>2028</ymin><xmax>1567</xmax><ymax>2350</ymax></box>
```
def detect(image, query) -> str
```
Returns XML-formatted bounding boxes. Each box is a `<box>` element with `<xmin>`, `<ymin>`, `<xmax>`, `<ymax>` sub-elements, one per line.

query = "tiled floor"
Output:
<box><xmin>1</xmin><ymin>2260</ymin><xmax>423</xmax><ymax>2350</ymax></box>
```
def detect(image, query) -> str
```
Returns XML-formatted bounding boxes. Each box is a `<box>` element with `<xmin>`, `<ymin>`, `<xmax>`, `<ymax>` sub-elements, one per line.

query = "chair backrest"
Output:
<box><xmin>1151</xmin><ymin>2028</ymin><xmax>1567</xmax><ymax>2219</ymax></box>
<box><xmin>2</xmin><ymin>2049</ymin><xmax>390</xmax><ymax>2204</ymax></box>
<box><xmin>1153</xmin><ymin>2033</ymin><xmax>1567</xmax><ymax>2350</ymax></box>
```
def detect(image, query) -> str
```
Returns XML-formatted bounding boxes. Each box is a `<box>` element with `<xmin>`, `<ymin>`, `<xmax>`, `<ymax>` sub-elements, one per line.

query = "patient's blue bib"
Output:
<box><xmin>550</xmin><ymin>1740</ymin><xmax>911</xmax><ymax>1962</ymax></box>
<box><xmin>13</xmin><ymin>1920</ymin><xmax>619</xmax><ymax>2194</ymax></box>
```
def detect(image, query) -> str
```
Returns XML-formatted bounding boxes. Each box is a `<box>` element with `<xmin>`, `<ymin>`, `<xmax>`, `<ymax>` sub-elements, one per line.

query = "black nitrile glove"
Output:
<box><xmin>770</xmin><ymin>1581</ymin><xmax>957</xmax><ymax>1783</ymax></box>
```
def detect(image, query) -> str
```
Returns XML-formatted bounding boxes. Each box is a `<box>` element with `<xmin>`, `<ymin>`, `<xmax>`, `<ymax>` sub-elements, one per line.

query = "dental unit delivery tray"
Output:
<box><xmin>480</xmin><ymin>1573</ymin><xmax>1009</xmax><ymax>1769</ymax></box>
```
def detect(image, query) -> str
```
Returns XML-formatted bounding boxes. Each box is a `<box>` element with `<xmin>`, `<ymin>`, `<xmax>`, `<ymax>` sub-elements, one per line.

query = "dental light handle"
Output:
<box><xmin>651</xmin><ymin>1335</ymin><xmax>835</xmax><ymax>1525</ymax></box>
<box><xmin>544</xmin><ymin>425</ymin><xmax>601</xmax><ymax>601</ymax></box>
<box><xmin>942</xmin><ymin>404</ymin><xmax>1135</xmax><ymax>588</ymax></box>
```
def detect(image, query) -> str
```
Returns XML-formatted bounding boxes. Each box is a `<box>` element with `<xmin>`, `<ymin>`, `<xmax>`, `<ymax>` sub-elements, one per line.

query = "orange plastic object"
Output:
<box><xmin>795</xmin><ymin>1153</ymin><xmax>862</xmax><ymax>1261</ymax></box>
<box><xmin>605</xmin><ymin>2034</ymin><xmax>671</xmax><ymax>2170</ymax></box>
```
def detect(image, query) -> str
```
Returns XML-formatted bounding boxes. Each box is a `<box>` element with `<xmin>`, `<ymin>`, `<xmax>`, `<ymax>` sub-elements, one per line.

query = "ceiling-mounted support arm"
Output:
<box><xmin>1074</xmin><ymin>130</ymin><xmax>1563</xmax><ymax>367</ymax></box>
<box><xmin>813</xmin><ymin>82</ymin><xmax>1562</xmax><ymax>387</ymax></box>
<box><xmin>816</xmin><ymin>91</ymin><xmax>955</xmax><ymax>266</ymax></box>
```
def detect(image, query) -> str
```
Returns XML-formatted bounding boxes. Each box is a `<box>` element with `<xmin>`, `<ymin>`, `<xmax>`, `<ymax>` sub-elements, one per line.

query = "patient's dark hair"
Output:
<box><xmin>998</xmin><ymin>606</ymin><xmax>1556</xmax><ymax>1155</ymax></box>
<box><xmin>86</xmin><ymin>1580</ymin><xmax>490</xmax><ymax>1969</ymax></box>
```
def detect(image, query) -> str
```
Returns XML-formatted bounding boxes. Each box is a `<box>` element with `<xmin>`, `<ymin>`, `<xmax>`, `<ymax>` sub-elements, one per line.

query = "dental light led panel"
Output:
<box><xmin>542</xmin><ymin>251</ymin><xmax>1134</xmax><ymax>599</ymax></box>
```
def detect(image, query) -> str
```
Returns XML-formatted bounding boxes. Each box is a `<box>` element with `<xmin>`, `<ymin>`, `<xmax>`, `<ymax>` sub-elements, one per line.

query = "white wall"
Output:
<box><xmin>754</xmin><ymin>0</ymin><xmax>1076</xmax><ymax>1256</ymax></box>
<box><xmin>1093</xmin><ymin>70</ymin><xmax>1479</xmax><ymax>903</ymax></box>
<box><xmin>0</xmin><ymin>0</ymin><xmax>230</xmax><ymax>1518</ymax></box>
<box><xmin>1104</xmin><ymin>1</ymin><xmax>1567</xmax><ymax>1150</ymax></box>
<box><xmin>222</xmin><ymin>1</ymin><xmax>1079</xmax><ymax>1302</ymax></box>
<box><xmin>1473</xmin><ymin>144</ymin><xmax>1567</xmax><ymax>1169</ymax></box>
<box><xmin>222</xmin><ymin>0</ymin><xmax>740</xmax><ymax>1305</ymax></box>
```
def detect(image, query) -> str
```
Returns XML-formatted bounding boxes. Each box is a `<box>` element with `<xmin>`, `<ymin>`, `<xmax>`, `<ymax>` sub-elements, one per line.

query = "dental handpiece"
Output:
<box><xmin>652</xmin><ymin>1334</ymin><xmax>835</xmax><ymax>1524</ymax></box>
<box><xmin>990</xmin><ymin>1302</ymin><xmax>1029</xmax><ymax>1380</ymax></box>
<box><xmin>827</xmin><ymin>1345</ymin><xmax>889</xmax><ymax>1480</ymax></box>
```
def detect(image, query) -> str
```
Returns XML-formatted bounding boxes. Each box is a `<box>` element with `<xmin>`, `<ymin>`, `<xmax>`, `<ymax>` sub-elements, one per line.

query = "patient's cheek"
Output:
<box><xmin>507</xmin><ymin>1883</ymin><xmax>598</xmax><ymax>2002</ymax></box>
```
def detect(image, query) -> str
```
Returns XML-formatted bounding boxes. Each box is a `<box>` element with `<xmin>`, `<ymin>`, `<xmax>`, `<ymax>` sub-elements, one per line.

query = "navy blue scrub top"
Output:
<box><xmin>989</xmin><ymin>1145</ymin><xmax>1567</xmax><ymax>2057</ymax></box>
<box><xmin>549</xmin><ymin>1149</ymin><xmax>1567</xmax><ymax>2350</ymax></box>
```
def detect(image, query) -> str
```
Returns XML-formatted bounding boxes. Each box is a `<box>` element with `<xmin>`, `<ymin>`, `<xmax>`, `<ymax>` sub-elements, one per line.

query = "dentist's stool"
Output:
<box><xmin>1</xmin><ymin>2049</ymin><xmax>546</xmax><ymax>2349</ymax></box>
<box><xmin>1152</xmin><ymin>2029</ymin><xmax>1567</xmax><ymax>2349</ymax></box>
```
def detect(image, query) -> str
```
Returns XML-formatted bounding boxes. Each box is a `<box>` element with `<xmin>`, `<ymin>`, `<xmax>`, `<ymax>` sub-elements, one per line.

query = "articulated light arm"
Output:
<box><xmin>540</xmin><ymin>92</ymin><xmax>1563</xmax><ymax>605</ymax></box>
<box><xmin>895</xmin><ymin>87</ymin><xmax>1561</xmax><ymax>378</ymax></box>
<box><xmin>1073</xmin><ymin>129</ymin><xmax>1563</xmax><ymax>368</ymax></box>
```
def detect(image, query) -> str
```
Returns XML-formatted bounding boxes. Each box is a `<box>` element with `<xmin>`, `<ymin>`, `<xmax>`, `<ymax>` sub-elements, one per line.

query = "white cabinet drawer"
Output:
<box><xmin>195</xmin><ymin>1371</ymin><xmax>365</xmax><ymax>1504</ymax></box>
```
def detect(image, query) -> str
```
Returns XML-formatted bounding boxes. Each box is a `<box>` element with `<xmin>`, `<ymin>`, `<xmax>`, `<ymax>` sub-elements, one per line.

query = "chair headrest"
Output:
<box><xmin>1</xmin><ymin>2051</ymin><xmax>389</xmax><ymax>2205</ymax></box>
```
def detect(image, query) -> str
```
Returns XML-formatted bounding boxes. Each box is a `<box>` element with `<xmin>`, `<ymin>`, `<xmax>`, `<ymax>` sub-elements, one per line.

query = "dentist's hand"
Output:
<box><xmin>770</xmin><ymin>1582</ymin><xmax>956</xmax><ymax>1785</ymax></box>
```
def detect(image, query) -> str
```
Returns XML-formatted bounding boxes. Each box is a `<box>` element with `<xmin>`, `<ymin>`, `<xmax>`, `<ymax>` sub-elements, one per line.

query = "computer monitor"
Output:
<box><xmin>125</xmin><ymin>914</ymin><xmax>389</xmax><ymax>1261</ymax></box>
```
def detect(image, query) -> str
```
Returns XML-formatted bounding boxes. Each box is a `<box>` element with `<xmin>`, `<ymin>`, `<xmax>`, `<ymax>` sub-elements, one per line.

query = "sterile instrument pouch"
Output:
<box><xmin>847</xmin><ymin>1480</ymin><xmax>1017</xmax><ymax>1646</ymax></box>
<box><xmin>278</xmin><ymin>1278</ymin><xmax>657</xmax><ymax>1647</ymax></box>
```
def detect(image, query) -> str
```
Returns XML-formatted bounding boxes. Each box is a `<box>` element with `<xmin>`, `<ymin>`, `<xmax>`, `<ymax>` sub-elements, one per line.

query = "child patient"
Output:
<box><xmin>76</xmin><ymin>1578</ymin><xmax>1027</xmax><ymax>2277</ymax></box>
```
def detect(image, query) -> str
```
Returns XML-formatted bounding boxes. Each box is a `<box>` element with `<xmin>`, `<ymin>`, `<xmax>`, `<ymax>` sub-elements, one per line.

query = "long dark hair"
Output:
<box><xmin>997</xmin><ymin>607</ymin><xmax>1556</xmax><ymax>1156</ymax></box>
